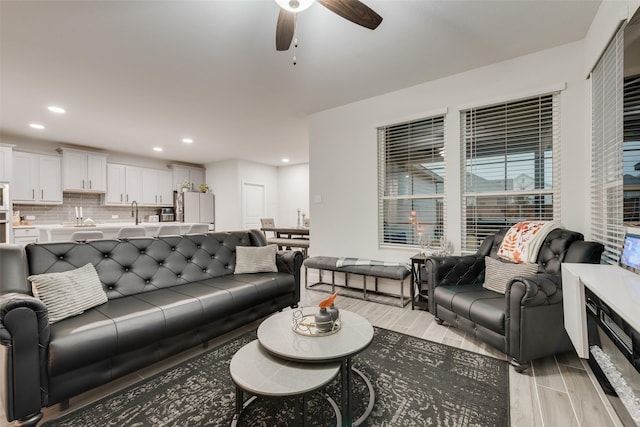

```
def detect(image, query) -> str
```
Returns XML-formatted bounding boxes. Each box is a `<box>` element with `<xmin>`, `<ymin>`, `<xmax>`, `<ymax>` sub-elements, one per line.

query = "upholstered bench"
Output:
<box><xmin>304</xmin><ymin>256</ymin><xmax>411</xmax><ymax>307</ymax></box>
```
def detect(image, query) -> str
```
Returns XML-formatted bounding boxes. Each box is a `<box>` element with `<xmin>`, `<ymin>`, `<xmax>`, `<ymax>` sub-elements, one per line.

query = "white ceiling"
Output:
<box><xmin>0</xmin><ymin>0</ymin><xmax>601</xmax><ymax>166</ymax></box>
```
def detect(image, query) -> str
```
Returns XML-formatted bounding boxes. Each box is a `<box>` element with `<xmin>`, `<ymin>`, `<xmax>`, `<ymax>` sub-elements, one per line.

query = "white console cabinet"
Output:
<box><xmin>562</xmin><ymin>263</ymin><xmax>640</xmax><ymax>358</ymax></box>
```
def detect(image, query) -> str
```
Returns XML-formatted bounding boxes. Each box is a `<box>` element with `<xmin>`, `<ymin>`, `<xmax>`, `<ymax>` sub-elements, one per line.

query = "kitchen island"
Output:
<box><xmin>13</xmin><ymin>222</ymin><xmax>212</xmax><ymax>243</ymax></box>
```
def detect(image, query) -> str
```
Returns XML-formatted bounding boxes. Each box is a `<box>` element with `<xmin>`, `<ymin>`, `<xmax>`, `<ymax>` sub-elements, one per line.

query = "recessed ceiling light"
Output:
<box><xmin>153</xmin><ymin>147</ymin><xmax>163</xmax><ymax>152</ymax></box>
<box><xmin>48</xmin><ymin>105</ymin><xmax>66</xmax><ymax>114</ymax></box>
<box><xmin>29</xmin><ymin>123</ymin><xmax>45</xmax><ymax>129</ymax></box>
<box><xmin>282</xmin><ymin>158</ymin><xmax>290</xmax><ymax>163</ymax></box>
<box><xmin>182</xmin><ymin>138</ymin><xmax>193</xmax><ymax>144</ymax></box>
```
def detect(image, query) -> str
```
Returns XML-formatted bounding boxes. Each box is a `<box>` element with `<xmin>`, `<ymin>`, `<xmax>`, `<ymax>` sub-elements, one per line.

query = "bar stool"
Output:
<box><xmin>116</xmin><ymin>227</ymin><xmax>146</xmax><ymax>239</ymax></box>
<box><xmin>71</xmin><ymin>231</ymin><xmax>104</xmax><ymax>241</ymax></box>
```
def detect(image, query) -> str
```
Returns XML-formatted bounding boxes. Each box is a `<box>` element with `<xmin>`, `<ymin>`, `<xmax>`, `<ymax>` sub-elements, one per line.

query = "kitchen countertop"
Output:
<box><xmin>18</xmin><ymin>222</ymin><xmax>213</xmax><ymax>242</ymax></box>
<box><xmin>24</xmin><ymin>221</ymin><xmax>186</xmax><ymax>230</ymax></box>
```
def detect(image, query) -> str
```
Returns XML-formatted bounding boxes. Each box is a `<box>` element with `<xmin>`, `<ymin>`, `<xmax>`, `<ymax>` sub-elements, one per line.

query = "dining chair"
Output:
<box><xmin>260</xmin><ymin>218</ymin><xmax>285</xmax><ymax>248</ymax></box>
<box><xmin>260</xmin><ymin>218</ymin><xmax>276</xmax><ymax>228</ymax></box>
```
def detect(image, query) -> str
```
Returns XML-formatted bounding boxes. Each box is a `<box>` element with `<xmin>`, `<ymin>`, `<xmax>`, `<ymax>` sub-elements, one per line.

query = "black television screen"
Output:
<box><xmin>619</xmin><ymin>233</ymin><xmax>640</xmax><ymax>273</ymax></box>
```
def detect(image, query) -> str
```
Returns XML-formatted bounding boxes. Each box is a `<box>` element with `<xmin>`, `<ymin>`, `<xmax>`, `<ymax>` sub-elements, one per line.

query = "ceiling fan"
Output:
<box><xmin>275</xmin><ymin>0</ymin><xmax>383</xmax><ymax>51</ymax></box>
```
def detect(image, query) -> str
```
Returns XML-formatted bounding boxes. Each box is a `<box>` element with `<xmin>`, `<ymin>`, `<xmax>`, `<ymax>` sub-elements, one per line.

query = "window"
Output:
<box><xmin>461</xmin><ymin>93</ymin><xmax>560</xmax><ymax>252</ymax></box>
<box><xmin>378</xmin><ymin>115</ymin><xmax>446</xmax><ymax>248</ymax></box>
<box><xmin>623</xmin><ymin>75</ymin><xmax>640</xmax><ymax>224</ymax></box>
<box><xmin>592</xmin><ymin>24</ymin><xmax>625</xmax><ymax>265</ymax></box>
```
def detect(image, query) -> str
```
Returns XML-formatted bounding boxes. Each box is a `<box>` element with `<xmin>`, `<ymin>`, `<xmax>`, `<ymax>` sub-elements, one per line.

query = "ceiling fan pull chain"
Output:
<box><xmin>292</xmin><ymin>14</ymin><xmax>298</xmax><ymax>65</ymax></box>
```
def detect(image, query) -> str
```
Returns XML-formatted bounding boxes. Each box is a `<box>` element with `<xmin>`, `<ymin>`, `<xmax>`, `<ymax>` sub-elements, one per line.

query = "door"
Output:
<box><xmin>242</xmin><ymin>182</ymin><xmax>265</xmax><ymax>230</ymax></box>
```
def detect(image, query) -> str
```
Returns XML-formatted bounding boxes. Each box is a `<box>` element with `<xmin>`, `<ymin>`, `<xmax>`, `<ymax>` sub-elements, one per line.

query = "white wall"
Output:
<box><xmin>278</xmin><ymin>163</ymin><xmax>310</xmax><ymax>227</ymax></box>
<box><xmin>309</xmin><ymin>41</ymin><xmax>588</xmax><ymax>262</ymax></box>
<box><xmin>207</xmin><ymin>159</ymin><xmax>279</xmax><ymax>231</ymax></box>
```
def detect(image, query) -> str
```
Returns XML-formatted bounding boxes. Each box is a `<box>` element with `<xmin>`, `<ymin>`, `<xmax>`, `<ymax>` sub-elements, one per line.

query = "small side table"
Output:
<box><xmin>410</xmin><ymin>253</ymin><xmax>430</xmax><ymax>311</ymax></box>
<box><xmin>230</xmin><ymin>340</ymin><xmax>342</xmax><ymax>426</ymax></box>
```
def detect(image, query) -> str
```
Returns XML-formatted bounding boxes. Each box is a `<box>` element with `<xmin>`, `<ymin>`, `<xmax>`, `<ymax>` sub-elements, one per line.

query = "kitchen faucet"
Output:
<box><xmin>131</xmin><ymin>200</ymin><xmax>139</xmax><ymax>225</ymax></box>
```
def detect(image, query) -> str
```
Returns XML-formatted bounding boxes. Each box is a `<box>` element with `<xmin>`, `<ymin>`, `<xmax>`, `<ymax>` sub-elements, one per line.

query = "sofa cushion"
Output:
<box><xmin>483</xmin><ymin>256</ymin><xmax>538</xmax><ymax>294</ymax></box>
<box><xmin>234</xmin><ymin>244</ymin><xmax>278</xmax><ymax>274</ymax></box>
<box><xmin>434</xmin><ymin>284</ymin><xmax>506</xmax><ymax>334</ymax></box>
<box><xmin>29</xmin><ymin>263</ymin><xmax>108</xmax><ymax>323</ymax></box>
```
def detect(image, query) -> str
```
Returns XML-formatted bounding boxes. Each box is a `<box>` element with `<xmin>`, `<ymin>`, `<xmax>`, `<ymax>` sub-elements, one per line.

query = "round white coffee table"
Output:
<box><xmin>257</xmin><ymin>309</ymin><xmax>375</xmax><ymax>427</ymax></box>
<box><xmin>229</xmin><ymin>340</ymin><xmax>341</xmax><ymax>426</ymax></box>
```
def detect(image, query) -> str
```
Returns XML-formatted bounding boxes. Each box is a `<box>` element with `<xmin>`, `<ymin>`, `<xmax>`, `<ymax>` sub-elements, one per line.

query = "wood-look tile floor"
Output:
<box><xmin>1</xmin><ymin>275</ymin><xmax>624</xmax><ymax>427</ymax></box>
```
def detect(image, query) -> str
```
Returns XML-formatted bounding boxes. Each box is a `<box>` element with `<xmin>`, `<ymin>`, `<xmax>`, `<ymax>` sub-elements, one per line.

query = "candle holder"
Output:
<box><xmin>291</xmin><ymin>306</ymin><xmax>341</xmax><ymax>337</ymax></box>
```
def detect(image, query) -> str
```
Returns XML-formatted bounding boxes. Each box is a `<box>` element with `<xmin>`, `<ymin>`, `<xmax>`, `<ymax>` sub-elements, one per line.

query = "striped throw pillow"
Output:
<box><xmin>483</xmin><ymin>256</ymin><xmax>538</xmax><ymax>294</ymax></box>
<box><xmin>29</xmin><ymin>263</ymin><xmax>108</xmax><ymax>324</ymax></box>
<box><xmin>234</xmin><ymin>244</ymin><xmax>278</xmax><ymax>274</ymax></box>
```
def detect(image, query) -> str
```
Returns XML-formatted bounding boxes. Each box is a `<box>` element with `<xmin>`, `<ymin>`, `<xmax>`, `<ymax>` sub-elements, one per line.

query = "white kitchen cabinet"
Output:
<box><xmin>106</xmin><ymin>164</ymin><xmax>142</xmax><ymax>205</ymax></box>
<box><xmin>13</xmin><ymin>227</ymin><xmax>39</xmax><ymax>245</ymax></box>
<box><xmin>0</xmin><ymin>145</ymin><xmax>12</xmax><ymax>182</ymax></box>
<box><xmin>61</xmin><ymin>149</ymin><xmax>107</xmax><ymax>193</ymax></box>
<box><xmin>141</xmin><ymin>169</ymin><xmax>172</xmax><ymax>206</ymax></box>
<box><xmin>158</xmin><ymin>170</ymin><xmax>173</xmax><ymax>206</ymax></box>
<box><xmin>12</xmin><ymin>152</ymin><xmax>62</xmax><ymax>204</ymax></box>
<box><xmin>183</xmin><ymin>192</ymin><xmax>214</xmax><ymax>224</ymax></box>
<box><xmin>125</xmin><ymin>166</ymin><xmax>142</xmax><ymax>204</ymax></box>
<box><xmin>171</xmin><ymin>165</ymin><xmax>205</xmax><ymax>192</ymax></box>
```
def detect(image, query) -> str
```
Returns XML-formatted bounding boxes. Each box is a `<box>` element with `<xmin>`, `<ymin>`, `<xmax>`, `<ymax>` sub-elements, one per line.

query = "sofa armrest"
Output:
<box><xmin>506</xmin><ymin>273</ymin><xmax>562</xmax><ymax>308</ymax></box>
<box><xmin>0</xmin><ymin>293</ymin><xmax>50</xmax><ymax>424</ymax></box>
<box><xmin>424</xmin><ymin>255</ymin><xmax>486</xmax><ymax>288</ymax></box>
<box><xmin>276</xmin><ymin>250</ymin><xmax>304</xmax><ymax>304</ymax></box>
<box><xmin>505</xmin><ymin>273</ymin><xmax>572</xmax><ymax>364</ymax></box>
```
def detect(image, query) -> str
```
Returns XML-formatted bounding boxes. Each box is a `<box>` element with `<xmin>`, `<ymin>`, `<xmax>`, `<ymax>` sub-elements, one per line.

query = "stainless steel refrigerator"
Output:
<box><xmin>174</xmin><ymin>191</ymin><xmax>215</xmax><ymax>230</ymax></box>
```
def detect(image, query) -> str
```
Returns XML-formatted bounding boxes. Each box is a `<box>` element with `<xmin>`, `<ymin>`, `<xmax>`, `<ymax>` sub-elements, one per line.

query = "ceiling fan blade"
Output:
<box><xmin>317</xmin><ymin>0</ymin><xmax>382</xmax><ymax>30</ymax></box>
<box><xmin>276</xmin><ymin>9</ymin><xmax>295</xmax><ymax>51</ymax></box>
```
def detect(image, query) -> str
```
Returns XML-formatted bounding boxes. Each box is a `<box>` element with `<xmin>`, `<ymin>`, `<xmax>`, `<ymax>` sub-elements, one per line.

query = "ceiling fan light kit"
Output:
<box><xmin>275</xmin><ymin>0</ymin><xmax>315</xmax><ymax>13</ymax></box>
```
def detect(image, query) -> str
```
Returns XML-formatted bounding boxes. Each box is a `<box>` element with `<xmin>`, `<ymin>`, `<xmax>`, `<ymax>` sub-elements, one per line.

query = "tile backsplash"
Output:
<box><xmin>14</xmin><ymin>193</ymin><xmax>164</xmax><ymax>225</ymax></box>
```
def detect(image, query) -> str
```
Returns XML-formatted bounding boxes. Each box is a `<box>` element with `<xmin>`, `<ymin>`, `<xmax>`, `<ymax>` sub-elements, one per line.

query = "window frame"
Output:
<box><xmin>460</xmin><ymin>92</ymin><xmax>561</xmax><ymax>253</ymax></box>
<box><xmin>377</xmin><ymin>114</ymin><xmax>447</xmax><ymax>249</ymax></box>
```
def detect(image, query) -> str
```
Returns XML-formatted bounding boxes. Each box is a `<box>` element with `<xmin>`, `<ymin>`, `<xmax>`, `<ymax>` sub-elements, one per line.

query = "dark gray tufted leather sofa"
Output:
<box><xmin>0</xmin><ymin>230</ymin><xmax>302</xmax><ymax>426</ymax></box>
<box><xmin>424</xmin><ymin>228</ymin><xmax>604</xmax><ymax>372</ymax></box>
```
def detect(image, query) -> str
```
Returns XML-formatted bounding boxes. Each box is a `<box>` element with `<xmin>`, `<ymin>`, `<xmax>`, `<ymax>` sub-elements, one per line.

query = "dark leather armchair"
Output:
<box><xmin>423</xmin><ymin>228</ymin><xmax>604</xmax><ymax>372</ymax></box>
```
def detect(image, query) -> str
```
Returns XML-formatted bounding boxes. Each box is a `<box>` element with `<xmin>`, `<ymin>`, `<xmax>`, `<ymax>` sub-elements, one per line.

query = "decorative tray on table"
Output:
<box><xmin>291</xmin><ymin>306</ymin><xmax>341</xmax><ymax>337</ymax></box>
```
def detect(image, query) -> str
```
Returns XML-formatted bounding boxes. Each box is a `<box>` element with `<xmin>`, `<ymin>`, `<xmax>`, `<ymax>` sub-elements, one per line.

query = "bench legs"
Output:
<box><xmin>305</xmin><ymin>267</ymin><xmax>409</xmax><ymax>308</ymax></box>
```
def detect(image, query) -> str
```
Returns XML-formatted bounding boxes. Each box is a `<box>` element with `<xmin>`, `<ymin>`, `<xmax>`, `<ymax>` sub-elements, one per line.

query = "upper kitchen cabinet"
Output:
<box><xmin>171</xmin><ymin>165</ymin><xmax>205</xmax><ymax>192</ymax></box>
<box><xmin>12</xmin><ymin>152</ymin><xmax>62</xmax><ymax>204</ymax></box>
<box><xmin>106</xmin><ymin>164</ymin><xmax>142</xmax><ymax>205</ymax></box>
<box><xmin>141</xmin><ymin>168</ymin><xmax>173</xmax><ymax>206</ymax></box>
<box><xmin>60</xmin><ymin>148</ymin><xmax>107</xmax><ymax>192</ymax></box>
<box><xmin>0</xmin><ymin>145</ymin><xmax>12</xmax><ymax>182</ymax></box>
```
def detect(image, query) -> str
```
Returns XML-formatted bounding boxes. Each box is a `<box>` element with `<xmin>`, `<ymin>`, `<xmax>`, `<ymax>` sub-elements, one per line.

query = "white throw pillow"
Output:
<box><xmin>29</xmin><ymin>263</ymin><xmax>108</xmax><ymax>324</ymax></box>
<box><xmin>483</xmin><ymin>256</ymin><xmax>538</xmax><ymax>294</ymax></box>
<box><xmin>234</xmin><ymin>245</ymin><xmax>279</xmax><ymax>274</ymax></box>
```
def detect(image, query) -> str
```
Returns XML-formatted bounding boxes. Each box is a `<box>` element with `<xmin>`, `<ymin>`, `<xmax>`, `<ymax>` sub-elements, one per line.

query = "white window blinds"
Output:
<box><xmin>461</xmin><ymin>93</ymin><xmax>561</xmax><ymax>252</ymax></box>
<box><xmin>592</xmin><ymin>24</ymin><xmax>625</xmax><ymax>265</ymax></box>
<box><xmin>623</xmin><ymin>75</ymin><xmax>640</xmax><ymax>223</ymax></box>
<box><xmin>378</xmin><ymin>115</ymin><xmax>446</xmax><ymax>247</ymax></box>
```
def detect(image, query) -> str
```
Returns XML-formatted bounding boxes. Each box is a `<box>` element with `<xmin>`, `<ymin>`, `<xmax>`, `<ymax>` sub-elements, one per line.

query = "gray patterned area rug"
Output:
<box><xmin>43</xmin><ymin>328</ymin><xmax>509</xmax><ymax>427</ymax></box>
